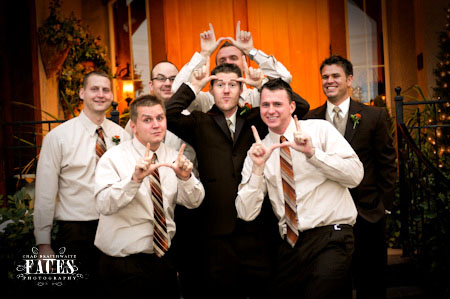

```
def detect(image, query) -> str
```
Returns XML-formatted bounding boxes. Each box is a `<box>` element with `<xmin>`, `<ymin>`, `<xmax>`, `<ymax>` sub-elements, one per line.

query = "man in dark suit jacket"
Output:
<box><xmin>306</xmin><ymin>55</ymin><xmax>397</xmax><ymax>299</ymax></box>
<box><xmin>166</xmin><ymin>62</ymin><xmax>309</xmax><ymax>299</ymax></box>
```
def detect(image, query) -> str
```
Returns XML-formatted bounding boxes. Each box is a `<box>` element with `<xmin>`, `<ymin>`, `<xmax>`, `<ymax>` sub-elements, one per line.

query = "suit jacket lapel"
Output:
<box><xmin>209</xmin><ymin>105</ymin><xmax>234</xmax><ymax>142</ymax></box>
<box><xmin>344</xmin><ymin>99</ymin><xmax>362</xmax><ymax>143</ymax></box>
<box><xmin>234</xmin><ymin>109</ymin><xmax>245</xmax><ymax>144</ymax></box>
<box><xmin>311</xmin><ymin>103</ymin><xmax>327</xmax><ymax>119</ymax></box>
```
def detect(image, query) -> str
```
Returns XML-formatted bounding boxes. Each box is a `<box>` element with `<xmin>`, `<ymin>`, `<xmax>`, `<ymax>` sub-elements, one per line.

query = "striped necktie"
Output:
<box><xmin>96</xmin><ymin>127</ymin><xmax>107</xmax><ymax>161</ymax></box>
<box><xmin>150</xmin><ymin>154</ymin><xmax>169</xmax><ymax>257</ymax></box>
<box><xmin>280</xmin><ymin>136</ymin><xmax>299</xmax><ymax>247</ymax></box>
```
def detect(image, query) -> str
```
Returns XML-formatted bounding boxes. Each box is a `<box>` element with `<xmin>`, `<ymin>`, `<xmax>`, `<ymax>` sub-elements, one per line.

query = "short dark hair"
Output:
<box><xmin>151</xmin><ymin>61</ymin><xmax>179</xmax><ymax>78</ymax></box>
<box><xmin>210</xmin><ymin>63</ymin><xmax>242</xmax><ymax>87</ymax></box>
<box><xmin>130</xmin><ymin>94</ymin><xmax>165</xmax><ymax>122</ymax></box>
<box><xmin>260</xmin><ymin>78</ymin><xmax>294</xmax><ymax>102</ymax></box>
<box><xmin>82</xmin><ymin>71</ymin><xmax>111</xmax><ymax>88</ymax></box>
<box><xmin>320</xmin><ymin>55</ymin><xmax>353</xmax><ymax>77</ymax></box>
<box><xmin>215</xmin><ymin>41</ymin><xmax>246</xmax><ymax>65</ymax></box>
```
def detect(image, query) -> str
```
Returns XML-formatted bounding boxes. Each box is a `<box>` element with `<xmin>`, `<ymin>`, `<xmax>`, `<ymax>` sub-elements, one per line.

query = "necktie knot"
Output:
<box><xmin>280</xmin><ymin>135</ymin><xmax>287</xmax><ymax>143</ymax></box>
<box><xmin>333</xmin><ymin>106</ymin><xmax>341</xmax><ymax>119</ymax></box>
<box><xmin>96</xmin><ymin>127</ymin><xmax>106</xmax><ymax>160</ymax></box>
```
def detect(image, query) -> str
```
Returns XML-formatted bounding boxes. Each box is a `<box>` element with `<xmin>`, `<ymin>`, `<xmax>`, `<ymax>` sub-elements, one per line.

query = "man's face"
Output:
<box><xmin>209</xmin><ymin>72</ymin><xmax>242</xmax><ymax>118</ymax></box>
<box><xmin>260</xmin><ymin>88</ymin><xmax>296</xmax><ymax>135</ymax></box>
<box><xmin>216</xmin><ymin>46</ymin><xmax>245</xmax><ymax>73</ymax></box>
<box><xmin>321</xmin><ymin>64</ymin><xmax>353</xmax><ymax>105</ymax></box>
<box><xmin>79</xmin><ymin>75</ymin><xmax>113</xmax><ymax>114</ymax></box>
<box><xmin>131</xmin><ymin>104</ymin><xmax>167</xmax><ymax>151</ymax></box>
<box><xmin>150</xmin><ymin>62</ymin><xmax>178</xmax><ymax>102</ymax></box>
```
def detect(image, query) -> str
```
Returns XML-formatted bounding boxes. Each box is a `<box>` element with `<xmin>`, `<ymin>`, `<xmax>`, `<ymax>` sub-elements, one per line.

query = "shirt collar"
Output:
<box><xmin>326</xmin><ymin>97</ymin><xmax>350</xmax><ymax>119</ymax></box>
<box><xmin>226</xmin><ymin>109</ymin><xmax>237</xmax><ymax>132</ymax></box>
<box><xmin>268</xmin><ymin>117</ymin><xmax>297</xmax><ymax>144</ymax></box>
<box><xmin>132</xmin><ymin>137</ymin><xmax>165</xmax><ymax>160</ymax></box>
<box><xmin>79</xmin><ymin>110</ymin><xmax>108</xmax><ymax>137</ymax></box>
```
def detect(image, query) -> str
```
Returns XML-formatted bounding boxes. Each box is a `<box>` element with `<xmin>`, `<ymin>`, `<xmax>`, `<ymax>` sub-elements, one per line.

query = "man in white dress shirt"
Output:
<box><xmin>94</xmin><ymin>95</ymin><xmax>204</xmax><ymax>298</ymax></box>
<box><xmin>125</xmin><ymin>61</ymin><xmax>196</xmax><ymax>164</ymax></box>
<box><xmin>33</xmin><ymin>71</ymin><xmax>128</xmax><ymax>293</ymax></box>
<box><xmin>236</xmin><ymin>79</ymin><xmax>364</xmax><ymax>299</ymax></box>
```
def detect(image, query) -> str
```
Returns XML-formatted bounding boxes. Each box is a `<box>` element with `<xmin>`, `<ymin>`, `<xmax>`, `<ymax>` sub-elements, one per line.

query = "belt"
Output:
<box><xmin>284</xmin><ymin>224</ymin><xmax>352</xmax><ymax>243</ymax></box>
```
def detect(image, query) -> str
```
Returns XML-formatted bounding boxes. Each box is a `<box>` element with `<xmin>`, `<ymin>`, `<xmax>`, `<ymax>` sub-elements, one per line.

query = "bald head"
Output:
<box><xmin>149</xmin><ymin>61</ymin><xmax>179</xmax><ymax>102</ymax></box>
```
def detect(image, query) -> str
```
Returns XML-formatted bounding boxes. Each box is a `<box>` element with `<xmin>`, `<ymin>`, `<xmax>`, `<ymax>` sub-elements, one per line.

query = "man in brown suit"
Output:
<box><xmin>306</xmin><ymin>55</ymin><xmax>397</xmax><ymax>299</ymax></box>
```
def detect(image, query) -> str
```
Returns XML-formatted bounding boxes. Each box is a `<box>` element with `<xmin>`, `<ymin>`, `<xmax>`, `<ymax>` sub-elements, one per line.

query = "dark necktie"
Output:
<box><xmin>226</xmin><ymin>118</ymin><xmax>234</xmax><ymax>140</ymax></box>
<box><xmin>280</xmin><ymin>136</ymin><xmax>299</xmax><ymax>247</ymax></box>
<box><xmin>150</xmin><ymin>154</ymin><xmax>169</xmax><ymax>257</ymax></box>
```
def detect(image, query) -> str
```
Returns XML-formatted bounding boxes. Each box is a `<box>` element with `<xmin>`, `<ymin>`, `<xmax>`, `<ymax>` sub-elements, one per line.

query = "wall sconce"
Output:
<box><xmin>123</xmin><ymin>80</ymin><xmax>134</xmax><ymax>106</ymax></box>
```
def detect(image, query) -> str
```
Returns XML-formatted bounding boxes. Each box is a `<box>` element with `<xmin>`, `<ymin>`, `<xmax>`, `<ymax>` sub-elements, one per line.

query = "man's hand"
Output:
<box><xmin>38</xmin><ymin>244</ymin><xmax>55</xmax><ymax>272</ymax></box>
<box><xmin>166</xmin><ymin>144</ymin><xmax>193</xmax><ymax>180</ymax></box>
<box><xmin>236</xmin><ymin>56</ymin><xmax>264</xmax><ymax>89</ymax></box>
<box><xmin>227</xmin><ymin>20</ymin><xmax>254</xmax><ymax>55</ymax></box>
<box><xmin>289</xmin><ymin>115</ymin><xmax>315</xmax><ymax>158</ymax></box>
<box><xmin>200</xmin><ymin>23</ymin><xmax>225</xmax><ymax>57</ymax></box>
<box><xmin>132</xmin><ymin>143</ymin><xmax>165</xmax><ymax>183</ymax></box>
<box><xmin>190</xmin><ymin>57</ymin><xmax>218</xmax><ymax>93</ymax></box>
<box><xmin>249</xmin><ymin>126</ymin><xmax>288</xmax><ymax>175</ymax></box>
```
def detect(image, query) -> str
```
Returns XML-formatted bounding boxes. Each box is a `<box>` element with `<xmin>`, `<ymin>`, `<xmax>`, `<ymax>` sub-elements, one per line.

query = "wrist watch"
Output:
<box><xmin>248</xmin><ymin>48</ymin><xmax>258</xmax><ymax>60</ymax></box>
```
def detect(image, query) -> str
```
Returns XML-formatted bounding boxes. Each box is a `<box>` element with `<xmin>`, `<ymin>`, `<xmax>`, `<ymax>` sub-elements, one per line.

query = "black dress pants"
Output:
<box><xmin>271</xmin><ymin>224</ymin><xmax>354</xmax><ymax>299</ymax></box>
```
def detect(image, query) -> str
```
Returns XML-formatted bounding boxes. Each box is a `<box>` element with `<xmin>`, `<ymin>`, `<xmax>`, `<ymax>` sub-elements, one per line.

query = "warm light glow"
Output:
<box><xmin>123</xmin><ymin>80</ymin><xmax>134</xmax><ymax>97</ymax></box>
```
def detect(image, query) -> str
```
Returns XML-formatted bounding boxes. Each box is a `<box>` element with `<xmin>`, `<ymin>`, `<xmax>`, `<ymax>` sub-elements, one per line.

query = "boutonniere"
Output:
<box><xmin>350</xmin><ymin>113</ymin><xmax>362</xmax><ymax>129</ymax></box>
<box><xmin>240</xmin><ymin>102</ymin><xmax>252</xmax><ymax>116</ymax></box>
<box><xmin>112</xmin><ymin>135</ymin><xmax>121</xmax><ymax>145</ymax></box>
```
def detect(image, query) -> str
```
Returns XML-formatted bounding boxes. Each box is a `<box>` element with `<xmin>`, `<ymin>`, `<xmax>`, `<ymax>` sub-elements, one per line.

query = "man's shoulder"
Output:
<box><xmin>44</xmin><ymin>116</ymin><xmax>80</xmax><ymax>139</ymax></box>
<box><xmin>305</xmin><ymin>104</ymin><xmax>326</xmax><ymax>119</ymax></box>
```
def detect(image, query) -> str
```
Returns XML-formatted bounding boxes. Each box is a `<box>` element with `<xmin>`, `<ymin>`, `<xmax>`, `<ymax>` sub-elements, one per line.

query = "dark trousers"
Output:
<box><xmin>270</xmin><ymin>224</ymin><xmax>354</xmax><ymax>299</ymax></box>
<box><xmin>99</xmin><ymin>250</ymin><xmax>179</xmax><ymax>299</ymax></box>
<box><xmin>353</xmin><ymin>215</ymin><xmax>387</xmax><ymax>299</ymax></box>
<box><xmin>175</xmin><ymin>220</ymin><xmax>274</xmax><ymax>299</ymax></box>
<box><xmin>42</xmin><ymin>220</ymin><xmax>100</xmax><ymax>297</ymax></box>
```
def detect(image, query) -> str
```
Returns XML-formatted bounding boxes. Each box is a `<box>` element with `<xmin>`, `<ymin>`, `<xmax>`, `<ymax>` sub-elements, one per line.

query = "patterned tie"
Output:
<box><xmin>280</xmin><ymin>136</ymin><xmax>299</xmax><ymax>247</ymax></box>
<box><xmin>226</xmin><ymin>118</ymin><xmax>234</xmax><ymax>140</ymax></box>
<box><xmin>96</xmin><ymin>127</ymin><xmax>107</xmax><ymax>161</ymax></box>
<box><xmin>150</xmin><ymin>154</ymin><xmax>169</xmax><ymax>257</ymax></box>
<box><xmin>333</xmin><ymin>106</ymin><xmax>345</xmax><ymax>135</ymax></box>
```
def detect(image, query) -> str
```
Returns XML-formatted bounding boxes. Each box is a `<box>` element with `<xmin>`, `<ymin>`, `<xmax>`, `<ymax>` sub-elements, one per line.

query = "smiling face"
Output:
<box><xmin>260</xmin><ymin>88</ymin><xmax>296</xmax><ymax>135</ymax></box>
<box><xmin>209</xmin><ymin>72</ymin><xmax>242</xmax><ymax>118</ymax></box>
<box><xmin>149</xmin><ymin>62</ymin><xmax>178</xmax><ymax>102</ymax></box>
<box><xmin>130</xmin><ymin>104</ymin><xmax>167</xmax><ymax>151</ymax></box>
<box><xmin>79</xmin><ymin>74</ymin><xmax>113</xmax><ymax>115</ymax></box>
<box><xmin>321</xmin><ymin>64</ymin><xmax>353</xmax><ymax>105</ymax></box>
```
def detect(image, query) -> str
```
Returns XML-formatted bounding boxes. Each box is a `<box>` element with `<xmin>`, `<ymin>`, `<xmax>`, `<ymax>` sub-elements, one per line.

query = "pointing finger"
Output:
<box><xmin>294</xmin><ymin>115</ymin><xmax>301</xmax><ymax>132</ymax></box>
<box><xmin>177</xmin><ymin>144</ymin><xmax>186</xmax><ymax>161</ymax></box>
<box><xmin>209</xmin><ymin>23</ymin><xmax>214</xmax><ymax>35</ymax></box>
<box><xmin>242</xmin><ymin>56</ymin><xmax>249</xmax><ymax>75</ymax></box>
<box><xmin>145</xmin><ymin>143</ymin><xmax>150</xmax><ymax>158</ymax></box>
<box><xmin>251</xmin><ymin>125</ymin><xmax>261</xmax><ymax>143</ymax></box>
<box><xmin>236</xmin><ymin>20</ymin><xmax>241</xmax><ymax>38</ymax></box>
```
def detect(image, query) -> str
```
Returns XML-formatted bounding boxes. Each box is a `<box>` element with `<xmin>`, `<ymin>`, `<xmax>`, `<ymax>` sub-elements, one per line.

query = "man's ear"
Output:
<box><xmin>290</xmin><ymin>101</ymin><xmax>296</xmax><ymax>114</ymax></box>
<box><xmin>79</xmin><ymin>88</ymin><xmax>85</xmax><ymax>100</ymax></box>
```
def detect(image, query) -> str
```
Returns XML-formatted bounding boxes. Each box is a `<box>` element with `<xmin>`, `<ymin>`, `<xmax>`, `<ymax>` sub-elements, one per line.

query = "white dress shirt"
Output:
<box><xmin>236</xmin><ymin>118</ymin><xmax>363</xmax><ymax>238</ymax></box>
<box><xmin>172</xmin><ymin>50</ymin><xmax>293</xmax><ymax>112</ymax></box>
<box><xmin>94</xmin><ymin>138</ymin><xmax>205</xmax><ymax>257</ymax></box>
<box><xmin>34</xmin><ymin>111</ymin><xmax>129</xmax><ymax>245</ymax></box>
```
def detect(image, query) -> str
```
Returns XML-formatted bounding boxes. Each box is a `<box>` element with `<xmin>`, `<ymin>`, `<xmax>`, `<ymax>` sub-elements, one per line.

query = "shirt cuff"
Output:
<box><xmin>248</xmin><ymin>172</ymin><xmax>264</xmax><ymax>189</ymax></box>
<box><xmin>35</xmin><ymin>230</ymin><xmax>51</xmax><ymax>245</ymax></box>
<box><xmin>252</xmin><ymin>49</ymin><xmax>270</xmax><ymax>65</ymax></box>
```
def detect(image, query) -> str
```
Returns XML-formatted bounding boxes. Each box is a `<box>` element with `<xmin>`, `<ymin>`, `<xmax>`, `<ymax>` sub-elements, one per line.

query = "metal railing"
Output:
<box><xmin>394</xmin><ymin>86</ymin><xmax>450</xmax><ymax>293</ymax></box>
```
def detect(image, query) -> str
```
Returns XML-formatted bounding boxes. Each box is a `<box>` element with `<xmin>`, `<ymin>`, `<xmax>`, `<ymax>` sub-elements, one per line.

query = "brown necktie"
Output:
<box><xmin>150</xmin><ymin>154</ymin><xmax>169</xmax><ymax>257</ymax></box>
<box><xmin>96</xmin><ymin>127</ymin><xmax>107</xmax><ymax>161</ymax></box>
<box><xmin>280</xmin><ymin>136</ymin><xmax>299</xmax><ymax>247</ymax></box>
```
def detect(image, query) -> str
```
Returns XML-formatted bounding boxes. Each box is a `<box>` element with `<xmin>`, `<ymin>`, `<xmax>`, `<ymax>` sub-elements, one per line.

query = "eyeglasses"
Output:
<box><xmin>151</xmin><ymin>75</ymin><xmax>176</xmax><ymax>82</ymax></box>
